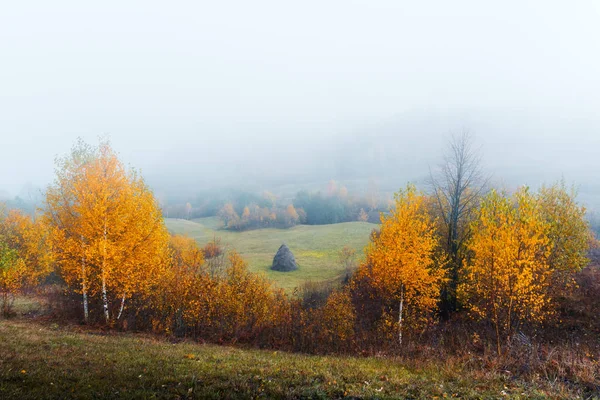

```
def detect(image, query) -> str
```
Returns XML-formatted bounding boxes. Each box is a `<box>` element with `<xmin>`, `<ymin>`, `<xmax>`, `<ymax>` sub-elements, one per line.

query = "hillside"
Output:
<box><xmin>165</xmin><ymin>217</ymin><xmax>376</xmax><ymax>290</ymax></box>
<box><xmin>0</xmin><ymin>318</ymin><xmax>579</xmax><ymax>399</ymax></box>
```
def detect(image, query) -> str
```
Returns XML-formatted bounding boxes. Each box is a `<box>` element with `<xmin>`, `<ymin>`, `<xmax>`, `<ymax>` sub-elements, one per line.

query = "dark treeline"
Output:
<box><xmin>163</xmin><ymin>180</ymin><xmax>385</xmax><ymax>230</ymax></box>
<box><xmin>292</xmin><ymin>185</ymin><xmax>382</xmax><ymax>225</ymax></box>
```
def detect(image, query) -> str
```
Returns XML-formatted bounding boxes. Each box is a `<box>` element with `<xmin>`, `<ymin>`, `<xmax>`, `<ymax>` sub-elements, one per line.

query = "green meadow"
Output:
<box><xmin>165</xmin><ymin>217</ymin><xmax>377</xmax><ymax>290</ymax></box>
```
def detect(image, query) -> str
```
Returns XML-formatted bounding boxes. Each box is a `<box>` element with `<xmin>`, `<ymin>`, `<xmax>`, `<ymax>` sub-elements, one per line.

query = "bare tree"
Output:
<box><xmin>428</xmin><ymin>129</ymin><xmax>488</xmax><ymax>317</ymax></box>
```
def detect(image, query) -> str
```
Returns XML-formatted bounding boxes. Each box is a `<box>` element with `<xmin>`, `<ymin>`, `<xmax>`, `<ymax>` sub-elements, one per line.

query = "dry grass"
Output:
<box><xmin>1</xmin><ymin>317</ymin><xmax>598</xmax><ymax>399</ymax></box>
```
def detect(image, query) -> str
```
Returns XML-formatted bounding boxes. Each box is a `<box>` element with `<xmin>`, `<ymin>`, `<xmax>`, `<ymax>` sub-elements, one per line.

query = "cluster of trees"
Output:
<box><xmin>218</xmin><ymin>202</ymin><xmax>302</xmax><ymax>230</ymax></box>
<box><xmin>0</xmin><ymin>140</ymin><xmax>283</xmax><ymax>332</ymax></box>
<box><xmin>0</xmin><ymin>136</ymin><xmax>595</xmax><ymax>357</ymax></box>
<box><xmin>459</xmin><ymin>186</ymin><xmax>590</xmax><ymax>353</ymax></box>
<box><xmin>163</xmin><ymin>190</ymin><xmax>276</xmax><ymax>220</ymax></box>
<box><xmin>43</xmin><ymin>139</ymin><xmax>171</xmax><ymax>324</ymax></box>
<box><xmin>216</xmin><ymin>181</ymin><xmax>384</xmax><ymax>230</ymax></box>
<box><xmin>165</xmin><ymin>180</ymin><xmax>384</xmax><ymax>230</ymax></box>
<box><xmin>292</xmin><ymin>181</ymin><xmax>383</xmax><ymax>225</ymax></box>
<box><xmin>352</xmin><ymin>181</ymin><xmax>592</xmax><ymax>354</ymax></box>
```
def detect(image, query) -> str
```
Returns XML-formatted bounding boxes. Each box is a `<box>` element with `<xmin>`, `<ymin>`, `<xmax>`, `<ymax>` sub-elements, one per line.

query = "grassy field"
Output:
<box><xmin>165</xmin><ymin>217</ymin><xmax>376</xmax><ymax>290</ymax></box>
<box><xmin>0</xmin><ymin>318</ymin><xmax>580</xmax><ymax>399</ymax></box>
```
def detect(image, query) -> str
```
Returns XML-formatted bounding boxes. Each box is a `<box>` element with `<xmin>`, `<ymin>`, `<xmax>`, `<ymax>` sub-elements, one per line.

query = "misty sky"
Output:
<box><xmin>1</xmin><ymin>1</ymin><xmax>600</xmax><ymax>204</ymax></box>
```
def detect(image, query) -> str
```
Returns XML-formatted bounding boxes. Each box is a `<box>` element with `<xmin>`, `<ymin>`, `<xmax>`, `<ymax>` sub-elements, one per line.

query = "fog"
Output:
<box><xmin>1</xmin><ymin>1</ymin><xmax>600</xmax><ymax>207</ymax></box>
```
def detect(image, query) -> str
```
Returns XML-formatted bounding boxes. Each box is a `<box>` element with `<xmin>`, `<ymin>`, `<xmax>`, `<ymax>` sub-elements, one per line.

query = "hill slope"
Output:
<box><xmin>0</xmin><ymin>319</ymin><xmax>572</xmax><ymax>399</ymax></box>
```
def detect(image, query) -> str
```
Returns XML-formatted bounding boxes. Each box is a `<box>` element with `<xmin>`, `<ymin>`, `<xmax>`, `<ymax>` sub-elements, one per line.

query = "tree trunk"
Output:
<box><xmin>82</xmin><ymin>286</ymin><xmax>89</xmax><ymax>323</ymax></box>
<box><xmin>102</xmin><ymin>273</ymin><xmax>109</xmax><ymax>324</ymax></box>
<box><xmin>102</xmin><ymin>219</ymin><xmax>109</xmax><ymax>324</ymax></box>
<box><xmin>81</xmin><ymin>236</ymin><xmax>89</xmax><ymax>324</ymax></box>
<box><xmin>493</xmin><ymin>303</ymin><xmax>501</xmax><ymax>356</ymax></box>
<box><xmin>398</xmin><ymin>284</ymin><xmax>404</xmax><ymax>346</ymax></box>
<box><xmin>117</xmin><ymin>294</ymin><xmax>126</xmax><ymax>320</ymax></box>
<box><xmin>2</xmin><ymin>292</ymin><xmax>8</xmax><ymax>317</ymax></box>
<box><xmin>430</xmin><ymin>131</ymin><xmax>487</xmax><ymax>320</ymax></box>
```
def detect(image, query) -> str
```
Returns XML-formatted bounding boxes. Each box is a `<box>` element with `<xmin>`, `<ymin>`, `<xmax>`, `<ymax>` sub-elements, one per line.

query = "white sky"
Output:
<box><xmin>1</xmin><ymin>0</ymin><xmax>599</xmax><ymax>200</ymax></box>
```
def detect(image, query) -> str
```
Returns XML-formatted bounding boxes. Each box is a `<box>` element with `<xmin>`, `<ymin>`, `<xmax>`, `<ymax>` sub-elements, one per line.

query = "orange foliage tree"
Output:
<box><xmin>460</xmin><ymin>184</ymin><xmax>592</xmax><ymax>354</ymax></box>
<box><xmin>285</xmin><ymin>204</ymin><xmax>299</xmax><ymax>226</ymax></box>
<box><xmin>152</xmin><ymin>248</ymin><xmax>289</xmax><ymax>345</ymax></box>
<box><xmin>0</xmin><ymin>208</ymin><xmax>52</xmax><ymax>316</ymax></box>
<box><xmin>358</xmin><ymin>208</ymin><xmax>369</xmax><ymax>222</ymax></box>
<box><xmin>44</xmin><ymin>139</ymin><xmax>170</xmax><ymax>324</ymax></box>
<box><xmin>353</xmin><ymin>185</ymin><xmax>445</xmax><ymax>345</ymax></box>
<box><xmin>149</xmin><ymin>234</ymin><xmax>206</xmax><ymax>334</ymax></box>
<box><xmin>218</xmin><ymin>203</ymin><xmax>241</xmax><ymax>230</ymax></box>
<box><xmin>459</xmin><ymin>188</ymin><xmax>552</xmax><ymax>354</ymax></box>
<box><xmin>170</xmin><ymin>234</ymin><xmax>204</xmax><ymax>270</ymax></box>
<box><xmin>318</xmin><ymin>289</ymin><xmax>355</xmax><ymax>351</ymax></box>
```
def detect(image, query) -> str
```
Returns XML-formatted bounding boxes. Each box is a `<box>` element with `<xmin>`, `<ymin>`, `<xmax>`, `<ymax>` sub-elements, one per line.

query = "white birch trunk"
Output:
<box><xmin>81</xmin><ymin>235</ymin><xmax>89</xmax><ymax>323</ymax></box>
<box><xmin>102</xmin><ymin>219</ymin><xmax>109</xmax><ymax>324</ymax></box>
<box><xmin>398</xmin><ymin>284</ymin><xmax>404</xmax><ymax>346</ymax></box>
<box><xmin>117</xmin><ymin>294</ymin><xmax>126</xmax><ymax>320</ymax></box>
<box><xmin>82</xmin><ymin>284</ymin><xmax>89</xmax><ymax>323</ymax></box>
<box><xmin>102</xmin><ymin>273</ymin><xmax>109</xmax><ymax>323</ymax></box>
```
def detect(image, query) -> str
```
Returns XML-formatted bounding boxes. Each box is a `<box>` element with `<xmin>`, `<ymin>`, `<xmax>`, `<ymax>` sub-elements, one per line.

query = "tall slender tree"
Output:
<box><xmin>428</xmin><ymin>130</ymin><xmax>488</xmax><ymax>317</ymax></box>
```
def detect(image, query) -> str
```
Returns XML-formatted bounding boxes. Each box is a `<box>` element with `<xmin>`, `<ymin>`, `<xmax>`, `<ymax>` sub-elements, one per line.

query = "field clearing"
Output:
<box><xmin>165</xmin><ymin>217</ymin><xmax>377</xmax><ymax>290</ymax></box>
<box><xmin>0</xmin><ymin>318</ymin><xmax>572</xmax><ymax>399</ymax></box>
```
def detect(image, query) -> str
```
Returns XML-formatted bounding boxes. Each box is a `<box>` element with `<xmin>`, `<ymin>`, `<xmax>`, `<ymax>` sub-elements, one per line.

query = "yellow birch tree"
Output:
<box><xmin>460</xmin><ymin>188</ymin><xmax>552</xmax><ymax>354</ymax></box>
<box><xmin>0</xmin><ymin>207</ymin><xmax>52</xmax><ymax>316</ymax></box>
<box><xmin>45</xmin><ymin>139</ymin><xmax>170</xmax><ymax>324</ymax></box>
<box><xmin>354</xmin><ymin>184</ymin><xmax>445</xmax><ymax>345</ymax></box>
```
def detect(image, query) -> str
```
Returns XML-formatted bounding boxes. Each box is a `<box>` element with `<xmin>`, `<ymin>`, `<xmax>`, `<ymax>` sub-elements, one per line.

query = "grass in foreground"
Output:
<box><xmin>0</xmin><ymin>319</ymin><xmax>587</xmax><ymax>399</ymax></box>
<box><xmin>165</xmin><ymin>217</ymin><xmax>376</xmax><ymax>290</ymax></box>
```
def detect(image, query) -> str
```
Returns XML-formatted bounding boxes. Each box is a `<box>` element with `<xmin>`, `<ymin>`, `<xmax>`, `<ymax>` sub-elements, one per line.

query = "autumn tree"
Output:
<box><xmin>358</xmin><ymin>208</ymin><xmax>368</xmax><ymax>222</ymax></box>
<box><xmin>241</xmin><ymin>206</ymin><xmax>251</xmax><ymax>221</ymax></box>
<box><xmin>181</xmin><ymin>251</ymin><xmax>287</xmax><ymax>342</ymax></box>
<box><xmin>152</xmin><ymin>234</ymin><xmax>206</xmax><ymax>334</ymax></box>
<box><xmin>0</xmin><ymin>205</ymin><xmax>21</xmax><ymax>317</ymax></box>
<box><xmin>537</xmin><ymin>182</ymin><xmax>592</xmax><ymax>281</ymax></box>
<box><xmin>317</xmin><ymin>289</ymin><xmax>356</xmax><ymax>352</ymax></box>
<box><xmin>0</xmin><ymin>237</ymin><xmax>22</xmax><ymax>317</ymax></box>
<box><xmin>460</xmin><ymin>188</ymin><xmax>553</xmax><ymax>354</ymax></box>
<box><xmin>219</xmin><ymin>200</ymin><xmax>303</xmax><ymax>230</ymax></box>
<box><xmin>170</xmin><ymin>234</ymin><xmax>205</xmax><ymax>272</ymax></box>
<box><xmin>296</xmin><ymin>207</ymin><xmax>307</xmax><ymax>224</ymax></box>
<box><xmin>1</xmin><ymin>210</ymin><xmax>52</xmax><ymax>283</ymax></box>
<box><xmin>262</xmin><ymin>191</ymin><xmax>277</xmax><ymax>208</ymax></box>
<box><xmin>354</xmin><ymin>185</ymin><xmax>445</xmax><ymax>345</ymax></box>
<box><xmin>0</xmin><ymin>206</ymin><xmax>52</xmax><ymax>316</ymax></box>
<box><xmin>285</xmin><ymin>204</ymin><xmax>299</xmax><ymax>226</ymax></box>
<box><xmin>44</xmin><ymin>139</ymin><xmax>170</xmax><ymax>324</ymax></box>
<box><xmin>218</xmin><ymin>203</ymin><xmax>241</xmax><ymax>230</ymax></box>
<box><xmin>428</xmin><ymin>130</ymin><xmax>488</xmax><ymax>317</ymax></box>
